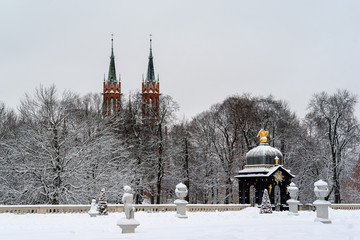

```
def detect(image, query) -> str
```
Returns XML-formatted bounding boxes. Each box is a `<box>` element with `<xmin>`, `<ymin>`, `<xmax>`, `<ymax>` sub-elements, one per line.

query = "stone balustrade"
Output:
<box><xmin>187</xmin><ymin>204</ymin><xmax>249</xmax><ymax>212</ymax></box>
<box><xmin>0</xmin><ymin>204</ymin><xmax>250</xmax><ymax>214</ymax></box>
<box><xmin>134</xmin><ymin>204</ymin><xmax>177</xmax><ymax>212</ymax></box>
<box><xmin>330</xmin><ymin>204</ymin><xmax>360</xmax><ymax>210</ymax></box>
<box><xmin>2</xmin><ymin>203</ymin><xmax>357</xmax><ymax>214</ymax></box>
<box><xmin>0</xmin><ymin>205</ymin><xmax>91</xmax><ymax>214</ymax></box>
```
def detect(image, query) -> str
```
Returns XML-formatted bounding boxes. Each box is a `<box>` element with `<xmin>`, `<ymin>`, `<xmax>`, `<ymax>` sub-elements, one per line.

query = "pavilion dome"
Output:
<box><xmin>246</xmin><ymin>143</ymin><xmax>283</xmax><ymax>165</ymax></box>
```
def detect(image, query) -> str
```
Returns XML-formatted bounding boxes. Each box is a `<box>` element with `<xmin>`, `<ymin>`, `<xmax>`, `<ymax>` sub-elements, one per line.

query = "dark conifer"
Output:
<box><xmin>97</xmin><ymin>188</ymin><xmax>108</xmax><ymax>215</ymax></box>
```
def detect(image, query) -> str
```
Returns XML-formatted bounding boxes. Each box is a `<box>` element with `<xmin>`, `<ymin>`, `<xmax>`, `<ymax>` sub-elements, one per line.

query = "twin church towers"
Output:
<box><xmin>102</xmin><ymin>35</ymin><xmax>160</xmax><ymax>118</ymax></box>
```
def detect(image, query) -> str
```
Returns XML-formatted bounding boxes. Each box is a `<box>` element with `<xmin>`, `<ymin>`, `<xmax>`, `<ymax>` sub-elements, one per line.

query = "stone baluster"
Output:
<box><xmin>287</xmin><ymin>182</ymin><xmax>299</xmax><ymax>215</ymax></box>
<box><xmin>313</xmin><ymin>180</ymin><xmax>332</xmax><ymax>224</ymax></box>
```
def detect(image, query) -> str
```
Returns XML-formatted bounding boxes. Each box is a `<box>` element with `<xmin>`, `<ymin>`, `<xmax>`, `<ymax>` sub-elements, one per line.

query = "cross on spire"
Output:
<box><xmin>111</xmin><ymin>34</ymin><xmax>114</xmax><ymax>50</ymax></box>
<box><xmin>149</xmin><ymin>33</ymin><xmax>152</xmax><ymax>51</ymax></box>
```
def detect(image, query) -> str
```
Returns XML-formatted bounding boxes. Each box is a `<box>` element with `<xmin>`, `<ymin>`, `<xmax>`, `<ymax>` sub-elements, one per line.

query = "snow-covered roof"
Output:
<box><xmin>234</xmin><ymin>165</ymin><xmax>294</xmax><ymax>178</ymax></box>
<box><xmin>246</xmin><ymin>143</ymin><xmax>283</xmax><ymax>165</ymax></box>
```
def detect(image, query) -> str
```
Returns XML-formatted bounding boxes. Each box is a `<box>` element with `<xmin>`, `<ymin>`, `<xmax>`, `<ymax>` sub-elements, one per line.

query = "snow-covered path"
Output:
<box><xmin>0</xmin><ymin>208</ymin><xmax>359</xmax><ymax>240</ymax></box>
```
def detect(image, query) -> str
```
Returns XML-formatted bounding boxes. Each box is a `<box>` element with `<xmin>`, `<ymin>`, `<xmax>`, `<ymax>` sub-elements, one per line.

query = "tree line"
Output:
<box><xmin>0</xmin><ymin>85</ymin><xmax>359</xmax><ymax>205</ymax></box>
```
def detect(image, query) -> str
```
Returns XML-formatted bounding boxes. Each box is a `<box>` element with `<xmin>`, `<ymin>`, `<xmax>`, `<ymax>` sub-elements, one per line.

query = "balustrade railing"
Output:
<box><xmin>0</xmin><ymin>204</ymin><xmax>250</xmax><ymax>214</ymax></box>
<box><xmin>2</xmin><ymin>203</ymin><xmax>357</xmax><ymax>214</ymax></box>
<box><xmin>330</xmin><ymin>204</ymin><xmax>360</xmax><ymax>210</ymax></box>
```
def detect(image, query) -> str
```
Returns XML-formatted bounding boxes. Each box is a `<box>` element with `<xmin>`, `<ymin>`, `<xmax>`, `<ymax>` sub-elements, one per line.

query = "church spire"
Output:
<box><xmin>146</xmin><ymin>34</ymin><xmax>155</xmax><ymax>83</ymax></box>
<box><xmin>149</xmin><ymin>34</ymin><xmax>153</xmax><ymax>59</ymax></box>
<box><xmin>108</xmin><ymin>35</ymin><xmax>117</xmax><ymax>83</ymax></box>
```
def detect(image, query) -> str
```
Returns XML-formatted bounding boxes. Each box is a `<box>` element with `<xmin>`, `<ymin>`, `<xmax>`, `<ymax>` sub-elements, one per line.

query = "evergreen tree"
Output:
<box><xmin>260</xmin><ymin>189</ymin><xmax>272</xmax><ymax>214</ymax></box>
<box><xmin>97</xmin><ymin>188</ymin><xmax>108</xmax><ymax>215</ymax></box>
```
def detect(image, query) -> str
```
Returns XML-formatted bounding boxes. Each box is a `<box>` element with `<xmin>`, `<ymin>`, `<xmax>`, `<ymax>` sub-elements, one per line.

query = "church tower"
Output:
<box><xmin>103</xmin><ymin>36</ymin><xmax>121</xmax><ymax>116</ymax></box>
<box><xmin>142</xmin><ymin>35</ymin><xmax>160</xmax><ymax>120</ymax></box>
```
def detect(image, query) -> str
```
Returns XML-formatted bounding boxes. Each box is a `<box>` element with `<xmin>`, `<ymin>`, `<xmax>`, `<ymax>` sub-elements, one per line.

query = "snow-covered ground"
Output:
<box><xmin>0</xmin><ymin>207</ymin><xmax>359</xmax><ymax>240</ymax></box>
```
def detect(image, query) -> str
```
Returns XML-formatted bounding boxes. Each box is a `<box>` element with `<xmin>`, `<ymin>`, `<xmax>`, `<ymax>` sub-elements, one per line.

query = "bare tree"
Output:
<box><xmin>2</xmin><ymin>86</ymin><xmax>129</xmax><ymax>204</ymax></box>
<box><xmin>190</xmin><ymin>111</ymin><xmax>222</xmax><ymax>203</ymax></box>
<box><xmin>114</xmin><ymin>93</ymin><xmax>179</xmax><ymax>204</ymax></box>
<box><xmin>151</xmin><ymin>95</ymin><xmax>179</xmax><ymax>204</ymax></box>
<box><xmin>0</xmin><ymin>102</ymin><xmax>19</xmax><ymax>204</ymax></box>
<box><xmin>167</xmin><ymin>120</ymin><xmax>192</xmax><ymax>202</ymax></box>
<box><xmin>306</xmin><ymin>89</ymin><xmax>359</xmax><ymax>203</ymax></box>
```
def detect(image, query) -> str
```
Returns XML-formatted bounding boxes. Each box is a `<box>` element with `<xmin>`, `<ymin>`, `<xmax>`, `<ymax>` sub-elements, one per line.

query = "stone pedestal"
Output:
<box><xmin>313</xmin><ymin>180</ymin><xmax>332</xmax><ymax>224</ymax></box>
<box><xmin>287</xmin><ymin>182</ymin><xmax>299</xmax><ymax>216</ymax></box>
<box><xmin>174</xmin><ymin>199</ymin><xmax>188</xmax><ymax>218</ymax></box>
<box><xmin>287</xmin><ymin>199</ymin><xmax>300</xmax><ymax>215</ymax></box>
<box><xmin>117</xmin><ymin>218</ymin><xmax>140</xmax><ymax>233</ymax></box>
<box><xmin>313</xmin><ymin>200</ymin><xmax>331</xmax><ymax>224</ymax></box>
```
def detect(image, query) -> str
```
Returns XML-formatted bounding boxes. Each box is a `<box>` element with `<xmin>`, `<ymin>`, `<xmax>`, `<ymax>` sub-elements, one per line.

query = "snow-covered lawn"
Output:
<box><xmin>0</xmin><ymin>207</ymin><xmax>359</xmax><ymax>240</ymax></box>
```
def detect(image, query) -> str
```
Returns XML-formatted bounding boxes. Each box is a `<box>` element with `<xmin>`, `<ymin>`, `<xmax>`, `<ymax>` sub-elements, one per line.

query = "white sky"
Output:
<box><xmin>0</xmin><ymin>0</ymin><xmax>359</xmax><ymax>120</ymax></box>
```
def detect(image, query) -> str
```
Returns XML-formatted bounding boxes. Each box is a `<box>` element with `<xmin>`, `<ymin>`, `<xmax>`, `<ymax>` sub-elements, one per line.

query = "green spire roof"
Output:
<box><xmin>108</xmin><ymin>36</ymin><xmax>117</xmax><ymax>83</ymax></box>
<box><xmin>146</xmin><ymin>35</ymin><xmax>155</xmax><ymax>83</ymax></box>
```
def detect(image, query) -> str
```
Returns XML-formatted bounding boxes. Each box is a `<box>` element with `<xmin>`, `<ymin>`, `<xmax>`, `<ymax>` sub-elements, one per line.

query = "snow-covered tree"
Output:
<box><xmin>184</xmin><ymin>94</ymin><xmax>301</xmax><ymax>204</ymax></box>
<box><xmin>305</xmin><ymin>89</ymin><xmax>359</xmax><ymax>203</ymax></box>
<box><xmin>1</xmin><ymin>84</ymin><xmax>358</xmax><ymax>205</ymax></box>
<box><xmin>97</xmin><ymin>188</ymin><xmax>108</xmax><ymax>215</ymax></box>
<box><xmin>167</xmin><ymin>120</ymin><xmax>192</xmax><ymax>202</ymax></box>
<box><xmin>189</xmin><ymin>111</ymin><xmax>224</xmax><ymax>204</ymax></box>
<box><xmin>1</xmin><ymin>86</ymin><xmax>129</xmax><ymax>204</ymax></box>
<box><xmin>260</xmin><ymin>189</ymin><xmax>272</xmax><ymax>214</ymax></box>
<box><xmin>0</xmin><ymin>102</ymin><xmax>19</xmax><ymax>204</ymax></box>
<box><xmin>112</xmin><ymin>93</ymin><xmax>179</xmax><ymax>204</ymax></box>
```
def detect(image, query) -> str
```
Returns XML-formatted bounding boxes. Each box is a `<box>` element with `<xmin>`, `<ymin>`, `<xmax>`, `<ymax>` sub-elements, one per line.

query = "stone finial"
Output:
<box><xmin>313</xmin><ymin>180</ymin><xmax>331</xmax><ymax>224</ymax></box>
<box><xmin>175</xmin><ymin>183</ymin><xmax>188</xmax><ymax>200</ymax></box>
<box><xmin>288</xmin><ymin>182</ymin><xmax>299</xmax><ymax>200</ymax></box>
<box><xmin>314</xmin><ymin>180</ymin><xmax>329</xmax><ymax>200</ymax></box>
<box><xmin>287</xmin><ymin>182</ymin><xmax>299</xmax><ymax>216</ymax></box>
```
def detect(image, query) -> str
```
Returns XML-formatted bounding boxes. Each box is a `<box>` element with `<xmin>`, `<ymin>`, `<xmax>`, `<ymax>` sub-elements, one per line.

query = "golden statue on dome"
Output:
<box><xmin>257</xmin><ymin>129</ymin><xmax>269</xmax><ymax>143</ymax></box>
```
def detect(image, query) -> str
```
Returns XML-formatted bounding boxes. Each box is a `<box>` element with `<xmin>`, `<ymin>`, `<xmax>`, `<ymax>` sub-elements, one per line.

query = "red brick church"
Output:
<box><xmin>102</xmin><ymin>35</ymin><xmax>160</xmax><ymax>118</ymax></box>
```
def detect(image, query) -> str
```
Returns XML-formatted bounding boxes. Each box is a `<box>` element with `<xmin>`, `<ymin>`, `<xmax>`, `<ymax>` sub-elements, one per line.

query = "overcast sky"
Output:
<box><xmin>1</xmin><ymin>0</ymin><xmax>359</xmax><ymax>120</ymax></box>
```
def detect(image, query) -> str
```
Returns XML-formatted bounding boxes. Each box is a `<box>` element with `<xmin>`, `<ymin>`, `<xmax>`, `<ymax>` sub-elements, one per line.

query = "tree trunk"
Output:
<box><xmin>184</xmin><ymin>137</ymin><xmax>190</xmax><ymax>202</ymax></box>
<box><xmin>333</xmin><ymin>153</ymin><xmax>341</xmax><ymax>203</ymax></box>
<box><xmin>156</xmin><ymin>123</ymin><xmax>164</xmax><ymax>204</ymax></box>
<box><xmin>225</xmin><ymin>177</ymin><xmax>232</xmax><ymax>204</ymax></box>
<box><xmin>52</xmin><ymin>127</ymin><xmax>62</xmax><ymax>205</ymax></box>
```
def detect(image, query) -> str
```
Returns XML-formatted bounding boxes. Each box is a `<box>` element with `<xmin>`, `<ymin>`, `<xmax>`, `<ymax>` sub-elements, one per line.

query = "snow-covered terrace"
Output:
<box><xmin>0</xmin><ymin>207</ymin><xmax>359</xmax><ymax>240</ymax></box>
